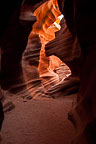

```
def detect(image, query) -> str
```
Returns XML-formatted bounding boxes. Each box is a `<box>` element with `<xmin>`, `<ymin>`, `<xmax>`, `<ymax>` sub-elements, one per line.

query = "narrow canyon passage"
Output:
<box><xmin>1</xmin><ymin>95</ymin><xmax>75</xmax><ymax>144</ymax></box>
<box><xmin>1</xmin><ymin>0</ymin><xmax>96</xmax><ymax>144</ymax></box>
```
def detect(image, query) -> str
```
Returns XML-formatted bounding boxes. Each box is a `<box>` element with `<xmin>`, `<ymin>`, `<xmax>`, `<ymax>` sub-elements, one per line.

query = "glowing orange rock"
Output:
<box><xmin>31</xmin><ymin>0</ymin><xmax>61</xmax><ymax>41</ymax></box>
<box><xmin>28</xmin><ymin>0</ymin><xmax>64</xmax><ymax>89</ymax></box>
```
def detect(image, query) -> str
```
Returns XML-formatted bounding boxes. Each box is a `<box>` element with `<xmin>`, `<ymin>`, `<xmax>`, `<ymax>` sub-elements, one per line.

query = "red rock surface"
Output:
<box><xmin>1</xmin><ymin>1</ymin><xmax>96</xmax><ymax>144</ymax></box>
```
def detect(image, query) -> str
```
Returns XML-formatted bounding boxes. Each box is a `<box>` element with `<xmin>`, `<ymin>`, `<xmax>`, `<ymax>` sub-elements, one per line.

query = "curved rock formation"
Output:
<box><xmin>45</xmin><ymin>18</ymin><xmax>81</xmax><ymax>77</ymax></box>
<box><xmin>58</xmin><ymin>0</ymin><xmax>96</xmax><ymax>143</ymax></box>
<box><xmin>22</xmin><ymin>0</ymin><xmax>67</xmax><ymax>97</ymax></box>
<box><xmin>0</xmin><ymin>1</ymin><xmax>37</xmax><ymax>93</ymax></box>
<box><xmin>1</xmin><ymin>1</ymin><xmax>96</xmax><ymax>144</ymax></box>
<box><xmin>0</xmin><ymin>0</ymin><xmax>73</xmax><ymax>98</ymax></box>
<box><xmin>45</xmin><ymin>18</ymin><xmax>81</xmax><ymax>97</ymax></box>
<box><xmin>22</xmin><ymin>33</ymin><xmax>46</xmax><ymax>99</ymax></box>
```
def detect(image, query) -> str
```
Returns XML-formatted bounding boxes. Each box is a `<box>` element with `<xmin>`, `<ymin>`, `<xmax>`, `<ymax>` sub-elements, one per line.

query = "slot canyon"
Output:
<box><xmin>0</xmin><ymin>0</ymin><xmax>96</xmax><ymax>144</ymax></box>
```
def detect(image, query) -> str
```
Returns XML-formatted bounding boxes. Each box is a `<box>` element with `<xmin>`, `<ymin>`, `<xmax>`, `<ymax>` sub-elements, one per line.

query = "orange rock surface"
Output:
<box><xmin>29</xmin><ymin>0</ymin><xmax>63</xmax><ymax>77</ymax></box>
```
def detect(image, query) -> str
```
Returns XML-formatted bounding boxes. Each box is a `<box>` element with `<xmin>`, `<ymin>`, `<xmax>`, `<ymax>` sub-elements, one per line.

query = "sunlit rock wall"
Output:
<box><xmin>22</xmin><ymin>0</ymin><xmax>81</xmax><ymax>98</ymax></box>
<box><xmin>22</xmin><ymin>0</ymin><xmax>71</xmax><ymax>96</ymax></box>
<box><xmin>45</xmin><ymin>18</ymin><xmax>81</xmax><ymax>98</ymax></box>
<box><xmin>1</xmin><ymin>0</ymin><xmax>79</xmax><ymax>99</ymax></box>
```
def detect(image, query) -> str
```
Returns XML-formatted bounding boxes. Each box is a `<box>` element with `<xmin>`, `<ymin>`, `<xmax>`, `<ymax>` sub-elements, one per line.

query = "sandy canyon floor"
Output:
<box><xmin>1</xmin><ymin>95</ymin><xmax>75</xmax><ymax>144</ymax></box>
